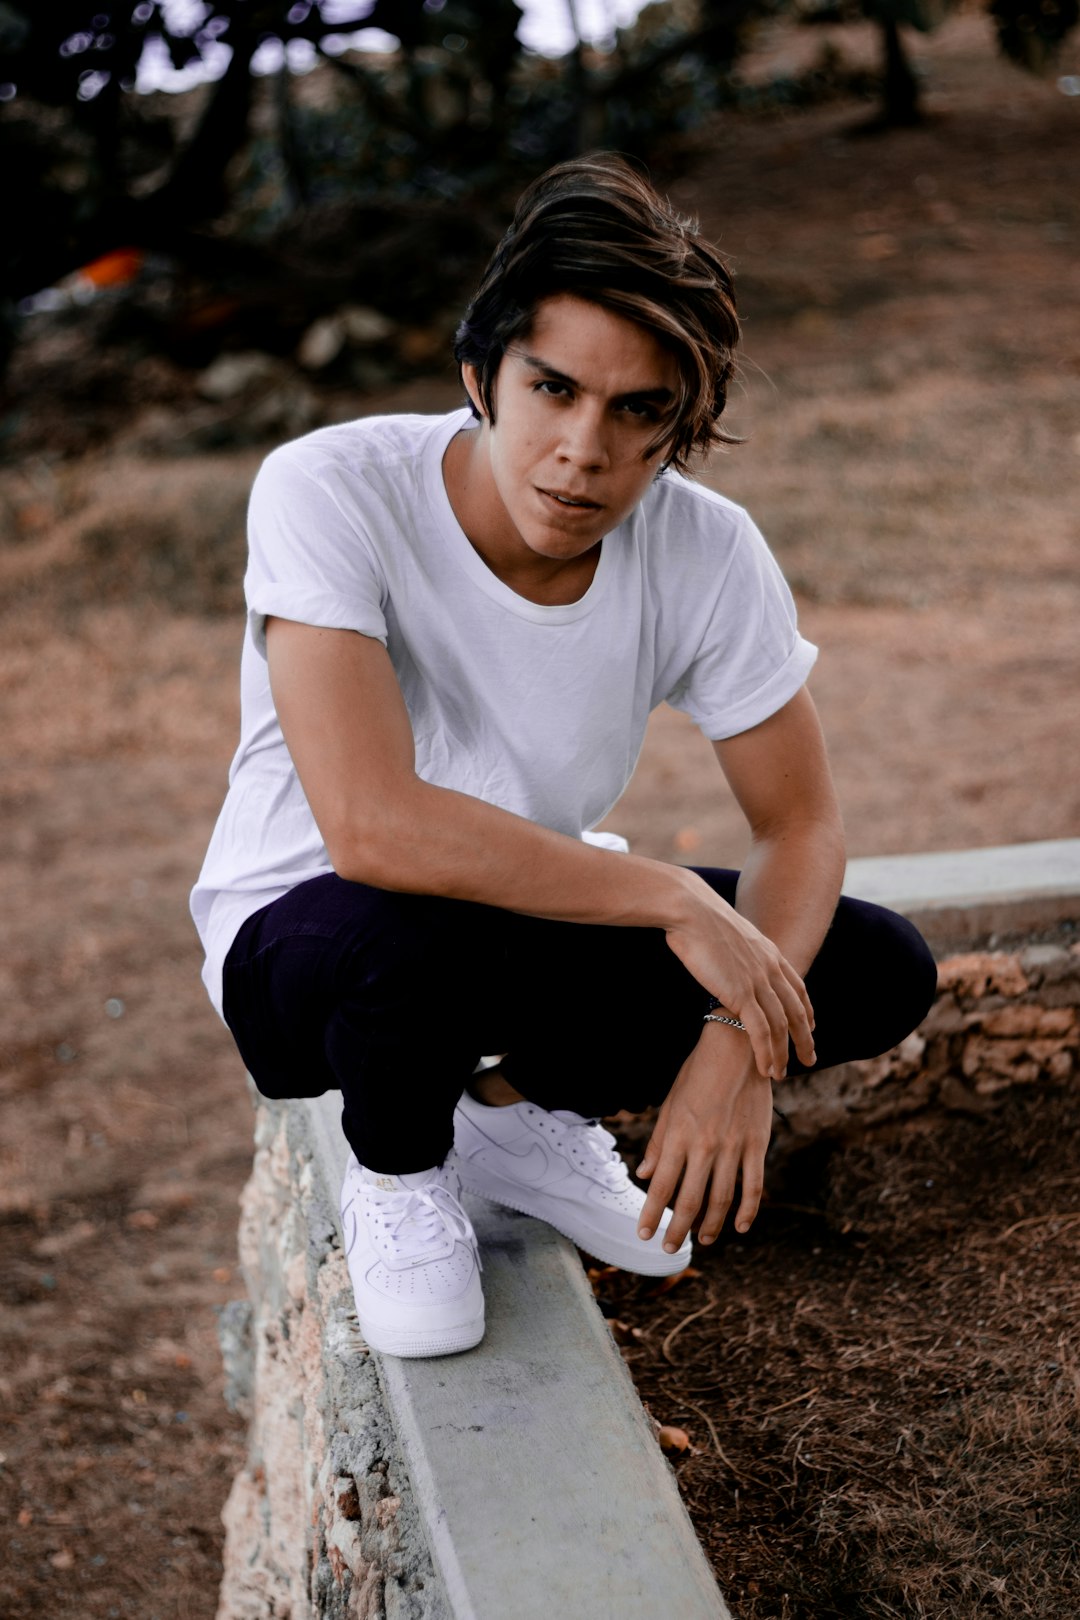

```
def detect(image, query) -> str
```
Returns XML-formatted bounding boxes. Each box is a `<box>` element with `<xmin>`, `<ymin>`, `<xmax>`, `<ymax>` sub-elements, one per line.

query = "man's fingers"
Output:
<box><xmin>637</xmin><ymin>1151</ymin><xmax>681</xmax><ymax>1241</ymax></box>
<box><xmin>636</xmin><ymin>1108</ymin><xmax>669</xmax><ymax>1181</ymax></box>
<box><xmin>793</xmin><ymin>965</ymin><xmax>815</xmax><ymax>1031</ymax></box>
<box><xmin>777</xmin><ymin>964</ymin><xmax>816</xmax><ymax>1067</ymax></box>
<box><xmin>740</xmin><ymin>981</ymin><xmax>792</xmax><ymax>1080</ymax></box>
<box><xmin>738</xmin><ymin>967</ymin><xmax>815</xmax><ymax>1079</ymax></box>
<box><xmin>697</xmin><ymin>1134</ymin><xmax>768</xmax><ymax>1244</ymax></box>
<box><xmin>738</xmin><ymin>998</ymin><xmax>781</xmax><ymax>1082</ymax></box>
<box><xmin>734</xmin><ymin>1144</ymin><xmax>767</xmax><ymax>1235</ymax></box>
<box><xmin>696</xmin><ymin>1168</ymin><xmax>737</xmax><ymax>1246</ymax></box>
<box><xmin>664</xmin><ymin>1164</ymin><xmax>711</xmax><ymax>1254</ymax></box>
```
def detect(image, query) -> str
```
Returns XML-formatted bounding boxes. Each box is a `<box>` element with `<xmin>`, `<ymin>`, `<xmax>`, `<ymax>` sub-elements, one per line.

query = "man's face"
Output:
<box><xmin>460</xmin><ymin>293</ymin><xmax>679</xmax><ymax>573</ymax></box>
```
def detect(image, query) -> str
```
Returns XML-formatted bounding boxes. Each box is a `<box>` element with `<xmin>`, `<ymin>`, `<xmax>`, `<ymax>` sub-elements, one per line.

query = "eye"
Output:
<box><xmin>534</xmin><ymin>378</ymin><xmax>570</xmax><ymax>399</ymax></box>
<box><xmin>619</xmin><ymin>400</ymin><xmax>660</xmax><ymax>422</ymax></box>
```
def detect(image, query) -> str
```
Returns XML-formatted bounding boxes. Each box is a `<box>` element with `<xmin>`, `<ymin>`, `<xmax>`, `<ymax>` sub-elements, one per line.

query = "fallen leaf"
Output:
<box><xmin>33</xmin><ymin>1220</ymin><xmax>98</xmax><ymax>1258</ymax></box>
<box><xmin>858</xmin><ymin>233</ymin><xmax>899</xmax><ymax>262</ymax></box>
<box><xmin>646</xmin><ymin>1265</ymin><xmax>700</xmax><ymax>1297</ymax></box>
<box><xmin>657</xmin><ymin>1425</ymin><xmax>692</xmax><ymax>1454</ymax></box>
<box><xmin>586</xmin><ymin>1265</ymin><xmax>619</xmax><ymax>1294</ymax></box>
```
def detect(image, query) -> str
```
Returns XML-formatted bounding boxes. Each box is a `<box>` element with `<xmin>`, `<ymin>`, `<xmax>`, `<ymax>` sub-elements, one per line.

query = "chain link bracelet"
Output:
<box><xmin>702</xmin><ymin>1012</ymin><xmax>747</xmax><ymax>1033</ymax></box>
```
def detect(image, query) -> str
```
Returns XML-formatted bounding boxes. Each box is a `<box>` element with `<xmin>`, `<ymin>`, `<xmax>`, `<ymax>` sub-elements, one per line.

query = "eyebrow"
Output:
<box><xmin>516</xmin><ymin>350</ymin><xmax>675</xmax><ymax>408</ymax></box>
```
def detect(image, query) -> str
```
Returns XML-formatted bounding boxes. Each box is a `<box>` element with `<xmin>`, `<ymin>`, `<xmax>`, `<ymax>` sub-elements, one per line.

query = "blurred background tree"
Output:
<box><xmin>0</xmin><ymin>0</ymin><xmax>1075</xmax><ymax>382</ymax></box>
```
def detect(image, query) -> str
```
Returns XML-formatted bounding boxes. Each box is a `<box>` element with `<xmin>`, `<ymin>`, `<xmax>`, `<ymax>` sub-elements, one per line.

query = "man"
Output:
<box><xmin>191</xmin><ymin>155</ymin><xmax>936</xmax><ymax>1359</ymax></box>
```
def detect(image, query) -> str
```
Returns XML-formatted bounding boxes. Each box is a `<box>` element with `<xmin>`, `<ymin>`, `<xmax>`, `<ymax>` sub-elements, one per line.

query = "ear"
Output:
<box><xmin>460</xmin><ymin>361</ymin><xmax>487</xmax><ymax>421</ymax></box>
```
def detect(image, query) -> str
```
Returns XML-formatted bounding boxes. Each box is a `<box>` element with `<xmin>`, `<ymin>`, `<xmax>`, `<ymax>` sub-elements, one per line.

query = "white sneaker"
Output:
<box><xmin>338</xmin><ymin>1154</ymin><xmax>484</xmax><ymax>1358</ymax></box>
<box><xmin>450</xmin><ymin>1092</ymin><xmax>692</xmax><ymax>1276</ymax></box>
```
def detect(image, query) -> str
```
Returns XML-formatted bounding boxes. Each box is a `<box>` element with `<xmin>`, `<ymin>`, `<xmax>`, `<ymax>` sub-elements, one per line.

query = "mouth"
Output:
<box><xmin>539</xmin><ymin>487</ymin><xmax>602</xmax><ymax>512</ymax></box>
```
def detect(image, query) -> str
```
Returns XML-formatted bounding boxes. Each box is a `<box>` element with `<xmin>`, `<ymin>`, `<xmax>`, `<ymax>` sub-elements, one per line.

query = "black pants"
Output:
<box><xmin>221</xmin><ymin>868</ymin><xmax>937</xmax><ymax>1174</ymax></box>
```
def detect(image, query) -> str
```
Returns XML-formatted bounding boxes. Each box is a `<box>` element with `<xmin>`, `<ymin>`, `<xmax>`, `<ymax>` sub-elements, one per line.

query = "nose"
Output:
<box><xmin>557</xmin><ymin>403</ymin><xmax>609</xmax><ymax>471</ymax></box>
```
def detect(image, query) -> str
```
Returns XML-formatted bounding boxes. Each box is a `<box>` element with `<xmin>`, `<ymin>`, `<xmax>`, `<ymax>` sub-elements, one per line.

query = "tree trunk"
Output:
<box><xmin>880</xmin><ymin>17</ymin><xmax>921</xmax><ymax>126</ymax></box>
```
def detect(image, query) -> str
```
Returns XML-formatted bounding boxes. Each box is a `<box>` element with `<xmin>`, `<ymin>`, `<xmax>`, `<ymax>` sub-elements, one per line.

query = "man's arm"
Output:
<box><xmin>636</xmin><ymin>687</ymin><xmax>845</xmax><ymax>1249</ymax></box>
<box><xmin>719</xmin><ymin>684</ymin><xmax>846</xmax><ymax>975</ymax></box>
<box><xmin>265</xmin><ymin>616</ymin><xmax>816</xmax><ymax>1080</ymax></box>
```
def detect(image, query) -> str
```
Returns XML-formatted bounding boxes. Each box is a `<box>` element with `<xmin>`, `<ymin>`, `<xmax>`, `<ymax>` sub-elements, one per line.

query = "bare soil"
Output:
<box><xmin>1</xmin><ymin>15</ymin><xmax>1077</xmax><ymax>1619</ymax></box>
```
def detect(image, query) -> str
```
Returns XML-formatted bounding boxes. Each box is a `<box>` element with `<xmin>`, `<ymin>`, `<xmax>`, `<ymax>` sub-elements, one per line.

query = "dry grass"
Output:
<box><xmin>603</xmin><ymin>1083</ymin><xmax>1080</xmax><ymax>1618</ymax></box>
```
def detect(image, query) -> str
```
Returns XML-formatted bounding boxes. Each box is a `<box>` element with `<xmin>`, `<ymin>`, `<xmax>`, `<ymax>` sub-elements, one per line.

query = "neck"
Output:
<box><xmin>442</xmin><ymin>426</ymin><xmax>601</xmax><ymax>607</ymax></box>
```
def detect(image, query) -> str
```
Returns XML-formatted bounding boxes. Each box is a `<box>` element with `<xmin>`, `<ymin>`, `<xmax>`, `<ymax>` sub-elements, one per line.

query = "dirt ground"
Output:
<box><xmin>1</xmin><ymin>14</ymin><xmax>1077</xmax><ymax>1619</ymax></box>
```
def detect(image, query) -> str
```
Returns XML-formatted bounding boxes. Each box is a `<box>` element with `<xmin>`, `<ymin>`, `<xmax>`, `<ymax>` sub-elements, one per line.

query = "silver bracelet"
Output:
<box><xmin>703</xmin><ymin>1012</ymin><xmax>747</xmax><ymax>1033</ymax></box>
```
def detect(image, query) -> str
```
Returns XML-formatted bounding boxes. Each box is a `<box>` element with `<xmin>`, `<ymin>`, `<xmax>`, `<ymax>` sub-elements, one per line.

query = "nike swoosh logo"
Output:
<box><xmin>341</xmin><ymin>1198</ymin><xmax>358</xmax><ymax>1258</ymax></box>
<box><xmin>482</xmin><ymin>1141</ymin><xmax>551</xmax><ymax>1185</ymax></box>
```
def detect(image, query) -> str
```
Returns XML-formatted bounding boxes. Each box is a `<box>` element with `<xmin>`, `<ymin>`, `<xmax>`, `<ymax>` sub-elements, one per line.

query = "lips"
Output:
<box><xmin>539</xmin><ymin>486</ymin><xmax>601</xmax><ymax>511</ymax></box>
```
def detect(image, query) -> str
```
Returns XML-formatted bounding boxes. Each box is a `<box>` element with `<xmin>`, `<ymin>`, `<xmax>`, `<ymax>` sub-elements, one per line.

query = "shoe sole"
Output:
<box><xmin>452</xmin><ymin>1157</ymin><xmax>692</xmax><ymax>1277</ymax></box>
<box><xmin>356</xmin><ymin>1310</ymin><xmax>486</xmax><ymax>1359</ymax></box>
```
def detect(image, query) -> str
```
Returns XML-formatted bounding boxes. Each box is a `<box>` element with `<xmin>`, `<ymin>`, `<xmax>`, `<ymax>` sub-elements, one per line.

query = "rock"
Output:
<box><xmin>341</xmin><ymin>306</ymin><xmax>396</xmax><ymax>345</ymax></box>
<box><xmin>197</xmin><ymin>351</ymin><xmax>281</xmax><ymax>402</ymax></box>
<box><xmin>938</xmin><ymin>1074</ymin><xmax>997</xmax><ymax>1114</ymax></box>
<box><xmin>974</xmin><ymin>1067</ymin><xmax>1034</xmax><ymax>1095</ymax></box>
<box><xmin>937</xmin><ymin>952</ymin><xmax>1029</xmax><ymax>1000</ymax></box>
<box><xmin>1019</xmin><ymin>944</ymin><xmax>1071</xmax><ymax>981</ymax></box>
<box><xmin>979</xmin><ymin>1005</ymin><xmax>1077</xmax><ymax>1039</ymax></box>
<box><xmin>374</xmin><ymin>1494</ymin><xmax>400</xmax><ymax>1530</ymax></box>
<box><xmin>961</xmin><ymin>1033</ymin><xmax>1073</xmax><ymax>1080</ymax></box>
<box><xmin>298</xmin><ymin>316</ymin><xmax>346</xmax><ymax>371</ymax></box>
<box><xmin>333</xmin><ymin>1475</ymin><xmax>361</xmax><ymax>1522</ymax></box>
<box><xmin>217</xmin><ymin>1300</ymin><xmax>254</xmax><ymax>1417</ymax></box>
<box><xmin>326</xmin><ymin>1516</ymin><xmax>364</xmax><ymax>1582</ymax></box>
<box><xmin>921</xmin><ymin>991</ymin><xmax>966</xmax><ymax>1036</ymax></box>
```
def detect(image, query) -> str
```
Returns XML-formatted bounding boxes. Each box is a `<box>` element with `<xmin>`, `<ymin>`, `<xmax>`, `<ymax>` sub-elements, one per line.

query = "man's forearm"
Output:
<box><xmin>733</xmin><ymin>816</ymin><xmax>847</xmax><ymax>977</ymax></box>
<box><xmin>336</xmin><ymin>773</ymin><xmax>709</xmax><ymax>933</ymax></box>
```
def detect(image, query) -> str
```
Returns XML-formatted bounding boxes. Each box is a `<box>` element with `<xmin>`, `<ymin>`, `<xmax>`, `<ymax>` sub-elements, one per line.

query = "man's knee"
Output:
<box><xmin>815</xmin><ymin>896</ymin><xmax>938</xmax><ymax>1061</ymax></box>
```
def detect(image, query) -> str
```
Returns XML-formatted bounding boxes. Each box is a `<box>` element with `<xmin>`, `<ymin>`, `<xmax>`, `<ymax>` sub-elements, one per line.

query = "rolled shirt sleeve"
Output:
<box><xmin>244</xmin><ymin>447</ymin><xmax>389</xmax><ymax>657</ymax></box>
<box><xmin>664</xmin><ymin>505</ymin><xmax>817</xmax><ymax>740</ymax></box>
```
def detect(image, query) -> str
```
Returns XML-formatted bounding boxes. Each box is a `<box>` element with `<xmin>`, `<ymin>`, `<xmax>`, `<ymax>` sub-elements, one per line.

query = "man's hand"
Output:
<box><xmin>635</xmin><ymin>1023</ymin><xmax>775</xmax><ymax>1251</ymax></box>
<box><xmin>664</xmin><ymin>895</ymin><xmax>816</xmax><ymax>1082</ymax></box>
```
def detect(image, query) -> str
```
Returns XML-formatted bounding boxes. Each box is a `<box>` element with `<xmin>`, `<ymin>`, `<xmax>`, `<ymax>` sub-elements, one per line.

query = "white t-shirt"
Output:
<box><xmin>191</xmin><ymin>407</ymin><xmax>817</xmax><ymax>1014</ymax></box>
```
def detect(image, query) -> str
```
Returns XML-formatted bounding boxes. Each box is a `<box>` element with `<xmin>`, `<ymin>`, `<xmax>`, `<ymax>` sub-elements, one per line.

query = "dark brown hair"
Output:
<box><xmin>453</xmin><ymin>154</ymin><xmax>740</xmax><ymax>472</ymax></box>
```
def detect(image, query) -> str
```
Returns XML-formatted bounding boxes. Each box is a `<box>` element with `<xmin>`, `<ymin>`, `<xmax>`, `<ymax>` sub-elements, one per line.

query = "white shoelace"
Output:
<box><xmin>551</xmin><ymin>1114</ymin><xmax>629</xmax><ymax>1192</ymax></box>
<box><xmin>371</xmin><ymin>1182</ymin><xmax>479</xmax><ymax>1265</ymax></box>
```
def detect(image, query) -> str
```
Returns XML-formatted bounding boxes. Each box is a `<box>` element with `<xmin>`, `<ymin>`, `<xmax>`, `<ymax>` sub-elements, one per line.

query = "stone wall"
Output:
<box><xmin>772</xmin><ymin>940</ymin><xmax>1080</xmax><ymax>1141</ymax></box>
<box><xmin>216</xmin><ymin>1098</ymin><xmax>449</xmax><ymax>1620</ymax></box>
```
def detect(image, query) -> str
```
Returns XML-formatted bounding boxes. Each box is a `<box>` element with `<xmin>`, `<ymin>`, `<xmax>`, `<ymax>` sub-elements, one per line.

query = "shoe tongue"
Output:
<box><xmin>398</xmin><ymin>1167</ymin><xmax>442</xmax><ymax>1190</ymax></box>
<box><xmin>360</xmin><ymin>1165</ymin><xmax>440</xmax><ymax>1191</ymax></box>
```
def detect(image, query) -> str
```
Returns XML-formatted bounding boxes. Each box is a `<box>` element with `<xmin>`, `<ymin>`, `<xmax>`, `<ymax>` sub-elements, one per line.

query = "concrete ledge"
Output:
<box><xmin>844</xmin><ymin>838</ymin><xmax>1080</xmax><ymax>950</ymax></box>
<box><xmin>306</xmin><ymin>1093</ymin><xmax>731</xmax><ymax>1620</ymax></box>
